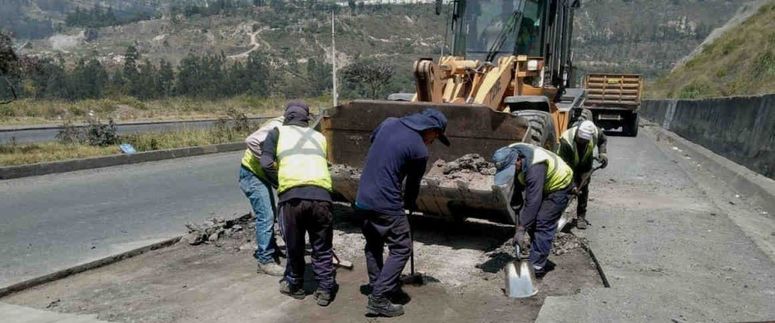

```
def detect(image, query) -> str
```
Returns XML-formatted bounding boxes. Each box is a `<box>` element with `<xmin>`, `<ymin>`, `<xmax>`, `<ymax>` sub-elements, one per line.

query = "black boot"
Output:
<box><xmin>367</xmin><ymin>295</ymin><xmax>404</xmax><ymax>317</ymax></box>
<box><xmin>576</xmin><ymin>212</ymin><xmax>587</xmax><ymax>230</ymax></box>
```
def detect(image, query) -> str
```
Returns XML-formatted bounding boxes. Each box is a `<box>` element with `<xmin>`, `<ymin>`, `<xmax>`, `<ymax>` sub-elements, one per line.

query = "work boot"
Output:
<box><xmin>314</xmin><ymin>289</ymin><xmax>333</xmax><ymax>307</ymax></box>
<box><xmin>576</xmin><ymin>213</ymin><xmax>587</xmax><ymax>230</ymax></box>
<box><xmin>257</xmin><ymin>261</ymin><xmax>284</xmax><ymax>276</ymax></box>
<box><xmin>279</xmin><ymin>280</ymin><xmax>305</xmax><ymax>299</ymax></box>
<box><xmin>367</xmin><ymin>295</ymin><xmax>404</xmax><ymax>317</ymax></box>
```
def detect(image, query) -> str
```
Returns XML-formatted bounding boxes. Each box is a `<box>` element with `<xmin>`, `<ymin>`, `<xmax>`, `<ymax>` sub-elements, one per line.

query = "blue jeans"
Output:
<box><xmin>238</xmin><ymin>167</ymin><xmax>277</xmax><ymax>264</ymax></box>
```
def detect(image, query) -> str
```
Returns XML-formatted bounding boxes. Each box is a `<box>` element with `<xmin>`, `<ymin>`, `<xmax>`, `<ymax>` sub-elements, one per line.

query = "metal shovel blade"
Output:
<box><xmin>504</xmin><ymin>260</ymin><xmax>538</xmax><ymax>298</ymax></box>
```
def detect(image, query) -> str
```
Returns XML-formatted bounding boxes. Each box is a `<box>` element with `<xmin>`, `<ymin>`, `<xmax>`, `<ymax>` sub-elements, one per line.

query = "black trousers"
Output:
<box><xmin>359</xmin><ymin>209</ymin><xmax>412</xmax><ymax>298</ymax></box>
<box><xmin>279</xmin><ymin>199</ymin><xmax>335</xmax><ymax>292</ymax></box>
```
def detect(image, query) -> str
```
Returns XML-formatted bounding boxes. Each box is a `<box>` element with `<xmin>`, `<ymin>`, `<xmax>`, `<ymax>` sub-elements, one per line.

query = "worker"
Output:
<box><xmin>356</xmin><ymin>108</ymin><xmax>450</xmax><ymax>317</ymax></box>
<box><xmin>260</xmin><ymin>102</ymin><xmax>337</xmax><ymax>307</ymax></box>
<box><xmin>557</xmin><ymin>120</ymin><xmax>608</xmax><ymax>229</ymax></box>
<box><xmin>239</xmin><ymin>116</ymin><xmax>285</xmax><ymax>276</ymax></box>
<box><xmin>492</xmin><ymin>143</ymin><xmax>573</xmax><ymax>278</ymax></box>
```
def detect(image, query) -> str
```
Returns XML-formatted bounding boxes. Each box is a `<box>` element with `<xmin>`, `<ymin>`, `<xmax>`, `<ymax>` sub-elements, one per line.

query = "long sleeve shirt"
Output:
<box><xmin>355</xmin><ymin>118</ymin><xmax>428</xmax><ymax>216</ymax></box>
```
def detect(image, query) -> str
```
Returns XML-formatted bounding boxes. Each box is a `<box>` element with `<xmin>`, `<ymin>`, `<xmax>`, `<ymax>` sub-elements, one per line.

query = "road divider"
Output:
<box><xmin>0</xmin><ymin>142</ymin><xmax>244</xmax><ymax>180</ymax></box>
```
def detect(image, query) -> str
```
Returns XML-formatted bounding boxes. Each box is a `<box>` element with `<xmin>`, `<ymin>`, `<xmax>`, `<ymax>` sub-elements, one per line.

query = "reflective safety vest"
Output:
<box><xmin>241</xmin><ymin>149</ymin><xmax>267</xmax><ymax>181</ymax></box>
<box><xmin>514</xmin><ymin>143</ymin><xmax>573</xmax><ymax>193</ymax></box>
<box><xmin>276</xmin><ymin>125</ymin><xmax>333</xmax><ymax>193</ymax></box>
<box><xmin>560</xmin><ymin>125</ymin><xmax>597</xmax><ymax>168</ymax></box>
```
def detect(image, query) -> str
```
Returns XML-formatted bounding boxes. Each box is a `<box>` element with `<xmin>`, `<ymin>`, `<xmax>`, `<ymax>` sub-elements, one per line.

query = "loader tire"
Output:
<box><xmin>571</xmin><ymin>108</ymin><xmax>594</xmax><ymax>127</ymax></box>
<box><xmin>513</xmin><ymin>110</ymin><xmax>556</xmax><ymax>151</ymax></box>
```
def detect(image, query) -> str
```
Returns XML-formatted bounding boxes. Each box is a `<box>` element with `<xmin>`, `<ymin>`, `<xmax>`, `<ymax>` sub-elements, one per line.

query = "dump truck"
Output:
<box><xmin>583</xmin><ymin>73</ymin><xmax>643</xmax><ymax>136</ymax></box>
<box><xmin>322</xmin><ymin>0</ymin><xmax>588</xmax><ymax>224</ymax></box>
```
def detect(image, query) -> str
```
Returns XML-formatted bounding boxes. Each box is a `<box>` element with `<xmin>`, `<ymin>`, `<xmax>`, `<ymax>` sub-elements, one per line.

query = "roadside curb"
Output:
<box><xmin>643</xmin><ymin>122</ymin><xmax>775</xmax><ymax>214</ymax></box>
<box><xmin>0</xmin><ymin>142</ymin><xmax>244</xmax><ymax>180</ymax></box>
<box><xmin>0</xmin><ymin>237</ymin><xmax>181</xmax><ymax>298</ymax></box>
<box><xmin>0</xmin><ymin>117</ymin><xmax>271</xmax><ymax>132</ymax></box>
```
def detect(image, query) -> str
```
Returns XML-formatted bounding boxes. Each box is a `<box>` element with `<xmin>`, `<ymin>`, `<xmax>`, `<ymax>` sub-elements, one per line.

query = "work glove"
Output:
<box><xmin>514</xmin><ymin>226</ymin><xmax>529</xmax><ymax>258</ymax></box>
<box><xmin>598</xmin><ymin>153</ymin><xmax>608</xmax><ymax>169</ymax></box>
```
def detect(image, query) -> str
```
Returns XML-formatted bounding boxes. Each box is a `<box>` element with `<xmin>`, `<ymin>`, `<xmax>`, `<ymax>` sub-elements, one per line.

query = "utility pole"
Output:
<box><xmin>331</xmin><ymin>11</ymin><xmax>338</xmax><ymax>107</ymax></box>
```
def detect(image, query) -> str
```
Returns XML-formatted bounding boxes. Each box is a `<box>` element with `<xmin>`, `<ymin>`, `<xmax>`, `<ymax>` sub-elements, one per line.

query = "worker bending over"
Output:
<box><xmin>239</xmin><ymin>116</ymin><xmax>285</xmax><ymax>276</ymax></box>
<box><xmin>260</xmin><ymin>102</ymin><xmax>337</xmax><ymax>307</ymax></box>
<box><xmin>356</xmin><ymin>109</ymin><xmax>450</xmax><ymax>317</ymax></box>
<box><xmin>493</xmin><ymin>143</ymin><xmax>573</xmax><ymax>277</ymax></box>
<box><xmin>557</xmin><ymin>120</ymin><xmax>608</xmax><ymax>229</ymax></box>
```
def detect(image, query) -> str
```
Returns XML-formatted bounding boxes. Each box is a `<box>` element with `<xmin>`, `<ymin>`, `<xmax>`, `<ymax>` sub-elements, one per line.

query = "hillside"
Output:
<box><xmin>0</xmin><ymin>0</ymin><xmax>757</xmax><ymax>82</ymax></box>
<box><xmin>572</xmin><ymin>0</ymin><xmax>750</xmax><ymax>78</ymax></box>
<box><xmin>648</xmin><ymin>1</ymin><xmax>775</xmax><ymax>99</ymax></box>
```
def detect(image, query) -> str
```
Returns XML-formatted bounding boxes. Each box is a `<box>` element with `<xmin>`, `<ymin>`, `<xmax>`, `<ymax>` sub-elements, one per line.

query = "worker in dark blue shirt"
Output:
<box><xmin>356</xmin><ymin>108</ymin><xmax>450</xmax><ymax>317</ymax></box>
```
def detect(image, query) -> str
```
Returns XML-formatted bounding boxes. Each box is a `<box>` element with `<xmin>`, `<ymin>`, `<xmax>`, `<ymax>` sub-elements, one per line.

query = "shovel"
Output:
<box><xmin>494</xmin><ymin>185</ymin><xmax>538</xmax><ymax>298</ymax></box>
<box><xmin>557</xmin><ymin>163</ymin><xmax>604</xmax><ymax>232</ymax></box>
<box><xmin>401</xmin><ymin>210</ymin><xmax>424</xmax><ymax>285</ymax></box>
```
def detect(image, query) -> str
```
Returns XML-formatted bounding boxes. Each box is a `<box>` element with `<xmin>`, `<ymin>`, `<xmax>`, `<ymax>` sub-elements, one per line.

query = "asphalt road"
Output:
<box><xmin>0</xmin><ymin>118</ymin><xmax>271</xmax><ymax>144</ymax></box>
<box><xmin>0</xmin><ymin>151</ymin><xmax>247</xmax><ymax>287</ymax></box>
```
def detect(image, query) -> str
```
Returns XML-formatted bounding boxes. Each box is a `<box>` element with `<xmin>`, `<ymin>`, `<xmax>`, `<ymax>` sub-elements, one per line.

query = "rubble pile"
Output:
<box><xmin>330</xmin><ymin>164</ymin><xmax>361</xmax><ymax>178</ymax></box>
<box><xmin>552</xmin><ymin>232</ymin><xmax>587</xmax><ymax>255</ymax></box>
<box><xmin>183</xmin><ymin>214</ymin><xmax>254</xmax><ymax>246</ymax></box>
<box><xmin>426</xmin><ymin>154</ymin><xmax>496</xmax><ymax>189</ymax></box>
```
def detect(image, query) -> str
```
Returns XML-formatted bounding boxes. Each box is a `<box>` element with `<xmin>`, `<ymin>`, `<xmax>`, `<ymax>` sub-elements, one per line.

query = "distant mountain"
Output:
<box><xmin>2</xmin><ymin>0</ymin><xmax>756</xmax><ymax>81</ymax></box>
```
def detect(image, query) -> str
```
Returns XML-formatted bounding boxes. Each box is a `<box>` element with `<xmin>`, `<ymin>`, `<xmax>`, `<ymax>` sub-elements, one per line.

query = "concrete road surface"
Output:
<box><xmin>0</xmin><ymin>151</ymin><xmax>247</xmax><ymax>287</ymax></box>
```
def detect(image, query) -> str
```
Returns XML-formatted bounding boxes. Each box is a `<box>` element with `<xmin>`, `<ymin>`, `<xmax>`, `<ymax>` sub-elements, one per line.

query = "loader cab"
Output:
<box><xmin>453</xmin><ymin>0</ymin><xmax>545</xmax><ymax>60</ymax></box>
<box><xmin>450</xmin><ymin>0</ymin><xmax>578</xmax><ymax>89</ymax></box>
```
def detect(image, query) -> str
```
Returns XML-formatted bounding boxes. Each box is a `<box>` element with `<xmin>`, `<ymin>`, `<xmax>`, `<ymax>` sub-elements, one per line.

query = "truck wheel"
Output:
<box><xmin>513</xmin><ymin>110</ymin><xmax>556</xmax><ymax>151</ymax></box>
<box><xmin>627</xmin><ymin>113</ymin><xmax>639</xmax><ymax>137</ymax></box>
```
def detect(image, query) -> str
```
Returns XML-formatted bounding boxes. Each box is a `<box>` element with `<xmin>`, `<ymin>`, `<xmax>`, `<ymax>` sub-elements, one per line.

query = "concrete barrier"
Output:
<box><xmin>0</xmin><ymin>142</ymin><xmax>244</xmax><ymax>180</ymax></box>
<box><xmin>642</xmin><ymin>94</ymin><xmax>775</xmax><ymax>180</ymax></box>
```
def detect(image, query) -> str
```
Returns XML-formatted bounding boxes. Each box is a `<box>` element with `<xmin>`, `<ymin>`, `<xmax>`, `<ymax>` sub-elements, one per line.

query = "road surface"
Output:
<box><xmin>0</xmin><ymin>151</ymin><xmax>247</xmax><ymax>287</ymax></box>
<box><xmin>1</xmin><ymin>126</ymin><xmax>773</xmax><ymax>322</ymax></box>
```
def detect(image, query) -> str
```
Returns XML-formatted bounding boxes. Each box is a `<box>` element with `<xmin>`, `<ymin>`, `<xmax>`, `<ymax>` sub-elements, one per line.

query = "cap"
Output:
<box><xmin>577</xmin><ymin>120</ymin><xmax>596</xmax><ymax>141</ymax></box>
<box><xmin>492</xmin><ymin>146</ymin><xmax>520</xmax><ymax>186</ymax></box>
<box><xmin>400</xmin><ymin>108</ymin><xmax>450</xmax><ymax>146</ymax></box>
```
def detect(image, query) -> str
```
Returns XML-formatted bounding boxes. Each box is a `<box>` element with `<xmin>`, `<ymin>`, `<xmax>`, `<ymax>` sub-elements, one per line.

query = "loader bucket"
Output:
<box><xmin>322</xmin><ymin>100</ymin><xmax>531</xmax><ymax>222</ymax></box>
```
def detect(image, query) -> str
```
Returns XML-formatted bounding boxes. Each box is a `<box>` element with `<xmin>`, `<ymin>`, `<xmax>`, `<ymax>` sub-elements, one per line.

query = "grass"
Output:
<box><xmin>0</xmin><ymin>96</ymin><xmax>329</xmax><ymax>126</ymax></box>
<box><xmin>648</xmin><ymin>2</ymin><xmax>775</xmax><ymax>99</ymax></box>
<box><xmin>0</xmin><ymin>126</ymin><xmax>255</xmax><ymax>166</ymax></box>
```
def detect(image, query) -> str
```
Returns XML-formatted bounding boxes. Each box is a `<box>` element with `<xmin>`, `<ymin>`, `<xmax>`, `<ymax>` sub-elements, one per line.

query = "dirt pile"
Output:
<box><xmin>330</xmin><ymin>164</ymin><xmax>361</xmax><ymax>178</ymax></box>
<box><xmin>426</xmin><ymin>154</ymin><xmax>496</xmax><ymax>190</ymax></box>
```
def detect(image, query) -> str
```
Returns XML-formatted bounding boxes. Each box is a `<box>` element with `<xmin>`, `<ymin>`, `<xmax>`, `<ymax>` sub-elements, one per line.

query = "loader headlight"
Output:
<box><xmin>527</xmin><ymin>60</ymin><xmax>539</xmax><ymax>71</ymax></box>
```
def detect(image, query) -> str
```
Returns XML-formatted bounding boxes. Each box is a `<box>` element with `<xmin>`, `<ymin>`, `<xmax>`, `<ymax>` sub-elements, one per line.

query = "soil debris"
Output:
<box><xmin>553</xmin><ymin>232</ymin><xmax>586</xmax><ymax>256</ymax></box>
<box><xmin>425</xmin><ymin>154</ymin><xmax>496</xmax><ymax>190</ymax></box>
<box><xmin>184</xmin><ymin>214</ymin><xmax>253</xmax><ymax>246</ymax></box>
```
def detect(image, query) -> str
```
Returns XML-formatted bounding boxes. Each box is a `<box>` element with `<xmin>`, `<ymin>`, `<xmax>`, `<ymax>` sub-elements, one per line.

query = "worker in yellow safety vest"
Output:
<box><xmin>492</xmin><ymin>143</ymin><xmax>573</xmax><ymax>277</ymax></box>
<box><xmin>239</xmin><ymin>116</ymin><xmax>285</xmax><ymax>276</ymax></box>
<box><xmin>260</xmin><ymin>102</ymin><xmax>336</xmax><ymax>307</ymax></box>
<box><xmin>557</xmin><ymin>120</ymin><xmax>608</xmax><ymax>229</ymax></box>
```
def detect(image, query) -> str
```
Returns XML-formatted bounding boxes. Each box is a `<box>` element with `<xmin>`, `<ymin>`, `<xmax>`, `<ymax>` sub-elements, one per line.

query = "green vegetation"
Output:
<box><xmin>649</xmin><ymin>2</ymin><xmax>775</xmax><ymax>98</ymax></box>
<box><xmin>0</xmin><ymin>108</ymin><xmax>258</xmax><ymax>166</ymax></box>
<box><xmin>0</xmin><ymin>127</ymin><xmax>251</xmax><ymax>166</ymax></box>
<box><xmin>0</xmin><ymin>96</ymin><xmax>317</xmax><ymax>125</ymax></box>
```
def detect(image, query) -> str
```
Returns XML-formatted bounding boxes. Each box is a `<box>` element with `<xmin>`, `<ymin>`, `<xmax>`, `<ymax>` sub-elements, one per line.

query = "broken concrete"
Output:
<box><xmin>425</xmin><ymin>154</ymin><xmax>496</xmax><ymax>190</ymax></box>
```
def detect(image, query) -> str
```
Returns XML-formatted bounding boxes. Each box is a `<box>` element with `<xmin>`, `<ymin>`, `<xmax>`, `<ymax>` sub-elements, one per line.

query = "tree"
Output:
<box><xmin>0</xmin><ymin>32</ymin><xmax>19</xmax><ymax>103</ymax></box>
<box><xmin>157</xmin><ymin>59</ymin><xmax>175</xmax><ymax>97</ymax></box>
<box><xmin>341</xmin><ymin>59</ymin><xmax>394</xmax><ymax>99</ymax></box>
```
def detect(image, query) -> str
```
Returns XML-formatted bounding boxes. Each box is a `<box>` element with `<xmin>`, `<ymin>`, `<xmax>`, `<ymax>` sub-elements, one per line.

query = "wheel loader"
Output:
<box><xmin>321</xmin><ymin>0</ymin><xmax>587</xmax><ymax>224</ymax></box>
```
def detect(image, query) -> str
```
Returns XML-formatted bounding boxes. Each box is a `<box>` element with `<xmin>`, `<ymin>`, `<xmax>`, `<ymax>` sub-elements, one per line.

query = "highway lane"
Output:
<box><xmin>0</xmin><ymin>151</ymin><xmax>247</xmax><ymax>287</ymax></box>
